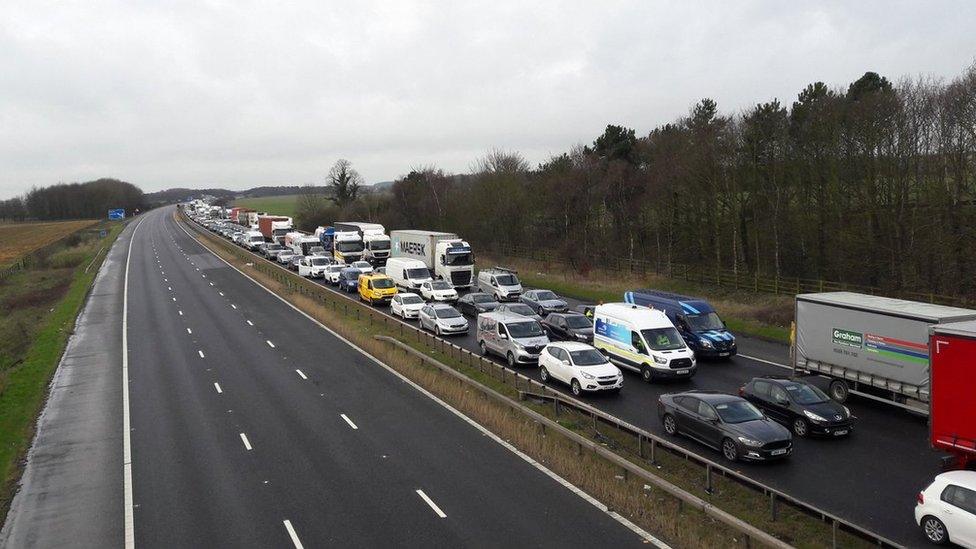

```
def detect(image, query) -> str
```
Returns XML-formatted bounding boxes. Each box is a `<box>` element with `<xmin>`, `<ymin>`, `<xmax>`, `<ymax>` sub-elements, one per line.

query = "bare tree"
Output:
<box><xmin>326</xmin><ymin>159</ymin><xmax>363</xmax><ymax>208</ymax></box>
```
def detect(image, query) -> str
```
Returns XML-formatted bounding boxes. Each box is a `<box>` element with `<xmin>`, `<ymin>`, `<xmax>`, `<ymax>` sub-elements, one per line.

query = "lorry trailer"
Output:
<box><xmin>258</xmin><ymin>215</ymin><xmax>293</xmax><ymax>244</ymax></box>
<box><xmin>929</xmin><ymin>321</ymin><xmax>976</xmax><ymax>469</ymax></box>
<box><xmin>390</xmin><ymin>230</ymin><xmax>474</xmax><ymax>289</ymax></box>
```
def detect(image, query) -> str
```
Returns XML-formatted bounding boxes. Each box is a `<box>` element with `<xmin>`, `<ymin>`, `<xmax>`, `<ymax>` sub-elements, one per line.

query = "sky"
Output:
<box><xmin>1</xmin><ymin>1</ymin><xmax>974</xmax><ymax>198</ymax></box>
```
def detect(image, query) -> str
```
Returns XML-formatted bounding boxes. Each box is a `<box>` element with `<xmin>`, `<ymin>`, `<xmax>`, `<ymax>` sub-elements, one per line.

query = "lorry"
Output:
<box><xmin>390</xmin><ymin>230</ymin><xmax>474</xmax><ymax>289</ymax></box>
<box><xmin>315</xmin><ymin>226</ymin><xmax>335</xmax><ymax>257</ymax></box>
<box><xmin>230</xmin><ymin>207</ymin><xmax>253</xmax><ymax>225</ymax></box>
<box><xmin>257</xmin><ymin>215</ymin><xmax>293</xmax><ymax>244</ymax></box>
<box><xmin>793</xmin><ymin>292</ymin><xmax>976</xmax><ymax>410</ymax></box>
<box><xmin>334</xmin><ymin>222</ymin><xmax>392</xmax><ymax>265</ymax></box>
<box><xmin>332</xmin><ymin>230</ymin><xmax>365</xmax><ymax>264</ymax></box>
<box><xmin>624</xmin><ymin>290</ymin><xmax>736</xmax><ymax>359</ymax></box>
<box><xmin>284</xmin><ymin>231</ymin><xmax>321</xmax><ymax>256</ymax></box>
<box><xmin>928</xmin><ymin>321</ymin><xmax>976</xmax><ymax>469</ymax></box>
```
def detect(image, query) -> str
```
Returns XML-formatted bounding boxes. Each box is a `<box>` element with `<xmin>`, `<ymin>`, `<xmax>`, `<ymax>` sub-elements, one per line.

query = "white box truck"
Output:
<box><xmin>334</xmin><ymin>222</ymin><xmax>391</xmax><ymax>265</ymax></box>
<box><xmin>793</xmin><ymin>292</ymin><xmax>976</xmax><ymax>411</ymax></box>
<box><xmin>390</xmin><ymin>230</ymin><xmax>474</xmax><ymax>289</ymax></box>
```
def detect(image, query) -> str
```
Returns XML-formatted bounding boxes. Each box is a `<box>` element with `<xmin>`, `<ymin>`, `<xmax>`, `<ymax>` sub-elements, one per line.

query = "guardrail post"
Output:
<box><xmin>769</xmin><ymin>492</ymin><xmax>778</xmax><ymax>521</ymax></box>
<box><xmin>638</xmin><ymin>435</ymin><xmax>644</xmax><ymax>458</ymax></box>
<box><xmin>831</xmin><ymin>519</ymin><xmax>838</xmax><ymax>548</ymax></box>
<box><xmin>650</xmin><ymin>439</ymin><xmax>656</xmax><ymax>464</ymax></box>
<box><xmin>705</xmin><ymin>464</ymin><xmax>713</xmax><ymax>494</ymax></box>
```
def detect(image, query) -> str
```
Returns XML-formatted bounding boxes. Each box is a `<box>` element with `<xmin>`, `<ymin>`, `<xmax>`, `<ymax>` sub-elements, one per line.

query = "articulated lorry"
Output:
<box><xmin>334</xmin><ymin>222</ymin><xmax>391</xmax><ymax>265</ymax></box>
<box><xmin>258</xmin><ymin>215</ymin><xmax>293</xmax><ymax>244</ymax></box>
<box><xmin>332</xmin><ymin>230</ymin><xmax>364</xmax><ymax>264</ymax></box>
<box><xmin>284</xmin><ymin>231</ymin><xmax>321</xmax><ymax>256</ymax></box>
<box><xmin>793</xmin><ymin>292</ymin><xmax>976</xmax><ymax>411</ymax></box>
<box><xmin>390</xmin><ymin>230</ymin><xmax>474</xmax><ymax>289</ymax></box>
<box><xmin>929</xmin><ymin>321</ymin><xmax>976</xmax><ymax>469</ymax></box>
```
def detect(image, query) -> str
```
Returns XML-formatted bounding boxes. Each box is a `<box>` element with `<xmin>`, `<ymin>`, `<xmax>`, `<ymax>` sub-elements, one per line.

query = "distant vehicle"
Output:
<box><xmin>624</xmin><ymin>290</ymin><xmax>736</xmax><ymax>359</ymax></box>
<box><xmin>539</xmin><ymin>342</ymin><xmax>622</xmax><ymax>396</ymax></box>
<box><xmin>541</xmin><ymin>312</ymin><xmax>594</xmax><ymax>343</ymax></box>
<box><xmin>477</xmin><ymin>267</ymin><xmax>523</xmax><ymax>301</ymax></box>
<box><xmin>657</xmin><ymin>391</ymin><xmax>793</xmax><ymax>462</ymax></box>
<box><xmin>334</xmin><ymin>222</ymin><xmax>391</xmax><ymax>265</ymax></box>
<box><xmin>299</xmin><ymin>256</ymin><xmax>331</xmax><ymax>278</ymax></box>
<box><xmin>520</xmin><ymin>289</ymin><xmax>568</xmax><ymax>316</ymax></box>
<box><xmin>262</xmin><ymin>243</ymin><xmax>285</xmax><ymax>259</ymax></box>
<box><xmin>494</xmin><ymin>302</ymin><xmax>543</xmax><ymax>322</ymax></box>
<box><xmin>592</xmin><ymin>303</ymin><xmax>696</xmax><ymax>382</ymax></box>
<box><xmin>419</xmin><ymin>280</ymin><xmax>458</xmax><ymax>302</ymax></box>
<box><xmin>385</xmin><ymin>257</ymin><xmax>432</xmax><ymax>290</ymax></box>
<box><xmin>289</xmin><ymin>255</ymin><xmax>303</xmax><ymax>271</ymax></box>
<box><xmin>418</xmin><ymin>303</ymin><xmax>469</xmax><ymax>336</ymax></box>
<box><xmin>476</xmin><ymin>311</ymin><xmax>549</xmax><ymax>367</ymax></box>
<box><xmin>277</xmin><ymin>250</ymin><xmax>297</xmax><ymax>265</ymax></box>
<box><xmin>244</xmin><ymin>231</ymin><xmax>265</xmax><ymax>251</ymax></box>
<box><xmin>323</xmin><ymin>264</ymin><xmax>345</xmax><ymax>285</ymax></box>
<box><xmin>915</xmin><ymin>470</ymin><xmax>976</xmax><ymax>546</ymax></box>
<box><xmin>739</xmin><ymin>377</ymin><xmax>854</xmax><ymax>437</ymax></box>
<box><xmin>390</xmin><ymin>230</ymin><xmax>474</xmax><ymax>289</ymax></box>
<box><xmin>358</xmin><ymin>274</ymin><xmax>397</xmax><ymax>305</ymax></box>
<box><xmin>309</xmin><ymin>246</ymin><xmax>329</xmax><ymax>257</ymax></box>
<box><xmin>257</xmin><ymin>215</ymin><xmax>293</xmax><ymax>244</ymax></box>
<box><xmin>284</xmin><ymin>232</ymin><xmax>321</xmax><ymax>256</ymax></box>
<box><xmin>375</xmin><ymin>267</ymin><xmax>386</xmax><ymax>275</ymax></box>
<box><xmin>351</xmin><ymin>260</ymin><xmax>374</xmax><ymax>274</ymax></box>
<box><xmin>929</xmin><ymin>321</ymin><xmax>976</xmax><ymax>470</ymax></box>
<box><xmin>338</xmin><ymin>267</ymin><xmax>362</xmax><ymax>293</ymax></box>
<box><xmin>457</xmin><ymin>292</ymin><xmax>500</xmax><ymax>317</ymax></box>
<box><xmin>332</xmin><ymin>230</ymin><xmax>365</xmax><ymax>264</ymax></box>
<box><xmin>391</xmin><ymin>292</ymin><xmax>425</xmax><ymax>319</ymax></box>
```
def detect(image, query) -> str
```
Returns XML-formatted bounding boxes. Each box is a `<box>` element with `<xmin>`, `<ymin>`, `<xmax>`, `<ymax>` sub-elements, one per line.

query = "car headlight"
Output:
<box><xmin>700</xmin><ymin>339</ymin><xmax>714</xmax><ymax>349</ymax></box>
<box><xmin>580</xmin><ymin>372</ymin><xmax>595</xmax><ymax>380</ymax></box>
<box><xmin>653</xmin><ymin>355</ymin><xmax>668</xmax><ymax>365</ymax></box>
<box><xmin>737</xmin><ymin>436</ymin><xmax>762</xmax><ymax>447</ymax></box>
<box><xmin>803</xmin><ymin>410</ymin><xmax>827</xmax><ymax>422</ymax></box>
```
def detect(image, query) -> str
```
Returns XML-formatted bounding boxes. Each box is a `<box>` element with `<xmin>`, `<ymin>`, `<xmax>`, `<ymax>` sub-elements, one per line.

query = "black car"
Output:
<box><xmin>457</xmin><ymin>292</ymin><xmax>501</xmax><ymax>317</ymax></box>
<box><xmin>657</xmin><ymin>391</ymin><xmax>792</xmax><ymax>462</ymax></box>
<box><xmin>541</xmin><ymin>312</ymin><xmax>594</xmax><ymax>343</ymax></box>
<box><xmin>739</xmin><ymin>377</ymin><xmax>854</xmax><ymax>437</ymax></box>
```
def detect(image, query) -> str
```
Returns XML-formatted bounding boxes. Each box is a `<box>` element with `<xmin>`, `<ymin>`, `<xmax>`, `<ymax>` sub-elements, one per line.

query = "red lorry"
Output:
<box><xmin>257</xmin><ymin>215</ymin><xmax>293</xmax><ymax>243</ymax></box>
<box><xmin>929</xmin><ymin>320</ymin><xmax>976</xmax><ymax>469</ymax></box>
<box><xmin>230</xmin><ymin>207</ymin><xmax>253</xmax><ymax>225</ymax></box>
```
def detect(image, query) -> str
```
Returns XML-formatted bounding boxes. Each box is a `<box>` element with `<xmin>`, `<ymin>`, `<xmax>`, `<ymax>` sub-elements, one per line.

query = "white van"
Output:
<box><xmin>244</xmin><ymin>230</ymin><xmax>265</xmax><ymax>251</ymax></box>
<box><xmin>477</xmin><ymin>311</ymin><xmax>550</xmax><ymax>367</ymax></box>
<box><xmin>386</xmin><ymin>257</ymin><xmax>433</xmax><ymax>290</ymax></box>
<box><xmin>477</xmin><ymin>267</ymin><xmax>523</xmax><ymax>301</ymax></box>
<box><xmin>593</xmin><ymin>303</ymin><xmax>696</xmax><ymax>382</ymax></box>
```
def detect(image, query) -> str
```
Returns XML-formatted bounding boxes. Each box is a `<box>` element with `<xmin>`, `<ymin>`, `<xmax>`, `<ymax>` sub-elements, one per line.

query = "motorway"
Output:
<box><xmin>210</xmin><ymin>214</ymin><xmax>946</xmax><ymax>546</ymax></box>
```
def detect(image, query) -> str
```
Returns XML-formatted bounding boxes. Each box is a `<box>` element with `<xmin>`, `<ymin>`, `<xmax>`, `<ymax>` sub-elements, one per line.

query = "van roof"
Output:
<box><xmin>596</xmin><ymin>303</ymin><xmax>674</xmax><ymax>329</ymax></box>
<box><xmin>386</xmin><ymin>257</ymin><xmax>428</xmax><ymax>267</ymax></box>
<box><xmin>479</xmin><ymin>311</ymin><xmax>538</xmax><ymax>324</ymax></box>
<box><xmin>624</xmin><ymin>290</ymin><xmax>714</xmax><ymax>315</ymax></box>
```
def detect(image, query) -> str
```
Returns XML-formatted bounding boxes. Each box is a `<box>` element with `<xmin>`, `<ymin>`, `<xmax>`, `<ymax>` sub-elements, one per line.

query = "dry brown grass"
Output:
<box><xmin>0</xmin><ymin>220</ymin><xmax>99</xmax><ymax>267</ymax></box>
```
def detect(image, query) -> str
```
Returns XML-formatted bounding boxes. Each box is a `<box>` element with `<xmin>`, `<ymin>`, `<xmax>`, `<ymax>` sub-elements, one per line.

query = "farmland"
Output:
<box><xmin>0</xmin><ymin>220</ymin><xmax>99</xmax><ymax>267</ymax></box>
<box><xmin>232</xmin><ymin>194</ymin><xmax>300</xmax><ymax>218</ymax></box>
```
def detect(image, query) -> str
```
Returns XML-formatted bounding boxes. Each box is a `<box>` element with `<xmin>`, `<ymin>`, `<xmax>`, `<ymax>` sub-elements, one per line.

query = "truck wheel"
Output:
<box><xmin>792</xmin><ymin>418</ymin><xmax>809</xmax><ymax>437</ymax></box>
<box><xmin>641</xmin><ymin>365</ymin><xmax>654</xmax><ymax>383</ymax></box>
<box><xmin>829</xmin><ymin>380</ymin><xmax>849</xmax><ymax>403</ymax></box>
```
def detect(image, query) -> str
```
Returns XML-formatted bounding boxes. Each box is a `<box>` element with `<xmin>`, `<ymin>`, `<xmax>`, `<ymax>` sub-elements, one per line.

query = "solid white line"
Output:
<box><xmin>295</xmin><ymin>369</ymin><xmax>307</xmax><ymax>380</ymax></box>
<box><xmin>266</xmin><ymin>340</ymin><xmax>275</xmax><ymax>348</ymax></box>
<box><xmin>239</xmin><ymin>433</ymin><xmax>252</xmax><ymax>450</ymax></box>
<box><xmin>283</xmin><ymin>520</ymin><xmax>304</xmax><ymax>549</ymax></box>
<box><xmin>214</xmin><ymin>382</ymin><xmax>222</xmax><ymax>394</ymax></box>
<box><xmin>739</xmin><ymin>353</ymin><xmax>789</xmax><ymax>370</ymax></box>
<box><xmin>175</xmin><ymin>214</ymin><xmax>663</xmax><ymax>545</ymax></box>
<box><xmin>186</xmin><ymin>328</ymin><xmax>192</xmax><ymax>334</ymax></box>
<box><xmin>340</xmin><ymin>414</ymin><xmax>358</xmax><ymax>430</ymax></box>
<box><xmin>122</xmin><ymin>216</ymin><xmax>145</xmax><ymax>549</ymax></box>
<box><xmin>198</xmin><ymin>350</ymin><xmax>205</xmax><ymax>358</ymax></box>
<box><xmin>231</xmin><ymin>304</ymin><xmax>237</xmax><ymax>309</ymax></box>
<box><xmin>416</xmin><ymin>489</ymin><xmax>447</xmax><ymax>518</ymax></box>
<box><xmin>246</xmin><ymin>320</ymin><xmax>254</xmax><ymax>326</ymax></box>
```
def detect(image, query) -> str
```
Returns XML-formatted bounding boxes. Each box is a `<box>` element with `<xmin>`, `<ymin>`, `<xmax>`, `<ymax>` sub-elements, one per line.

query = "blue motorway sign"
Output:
<box><xmin>108</xmin><ymin>208</ymin><xmax>125</xmax><ymax>220</ymax></box>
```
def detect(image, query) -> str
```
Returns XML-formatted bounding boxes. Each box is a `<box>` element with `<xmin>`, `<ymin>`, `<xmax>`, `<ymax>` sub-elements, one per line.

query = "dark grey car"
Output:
<box><xmin>541</xmin><ymin>312</ymin><xmax>593</xmax><ymax>343</ymax></box>
<box><xmin>457</xmin><ymin>292</ymin><xmax>500</xmax><ymax>317</ymax></box>
<box><xmin>520</xmin><ymin>289</ymin><xmax>568</xmax><ymax>316</ymax></box>
<box><xmin>657</xmin><ymin>391</ymin><xmax>792</xmax><ymax>462</ymax></box>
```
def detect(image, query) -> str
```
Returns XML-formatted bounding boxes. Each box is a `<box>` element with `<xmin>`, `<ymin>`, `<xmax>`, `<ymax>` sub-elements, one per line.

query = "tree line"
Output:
<box><xmin>302</xmin><ymin>64</ymin><xmax>976</xmax><ymax>298</ymax></box>
<box><xmin>0</xmin><ymin>178</ymin><xmax>145</xmax><ymax>221</ymax></box>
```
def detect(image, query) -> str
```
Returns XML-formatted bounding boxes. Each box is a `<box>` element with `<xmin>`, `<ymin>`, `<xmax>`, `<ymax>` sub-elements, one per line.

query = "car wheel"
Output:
<box><xmin>662</xmin><ymin>414</ymin><xmax>677</xmax><ymax>435</ymax></box>
<box><xmin>479</xmin><ymin>341</ymin><xmax>488</xmax><ymax>356</ymax></box>
<box><xmin>507</xmin><ymin>352</ymin><xmax>515</xmax><ymax>368</ymax></box>
<box><xmin>537</xmin><ymin>306</ymin><xmax>545</xmax><ymax>316</ymax></box>
<box><xmin>792</xmin><ymin>418</ymin><xmax>809</xmax><ymax>437</ymax></box>
<box><xmin>571</xmin><ymin>379</ymin><xmax>582</xmax><ymax>396</ymax></box>
<box><xmin>829</xmin><ymin>380</ymin><xmax>849</xmax><ymax>402</ymax></box>
<box><xmin>722</xmin><ymin>438</ymin><xmax>739</xmax><ymax>462</ymax></box>
<box><xmin>540</xmin><ymin>367</ymin><xmax>550</xmax><ymax>382</ymax></box>
<box><xmin>435</xmin><ymin>326</ymin><xmax>441</xmax><ymax>336</ymax></box>
<box><xmin>921</xmin><ymin>515</ymin><xmax>949</xmax><ymax>545</ymax></box>
<box><xmin>641</xmin><ymin>365</ymin><xmax>654</xmax><ymax>383</ymax></box>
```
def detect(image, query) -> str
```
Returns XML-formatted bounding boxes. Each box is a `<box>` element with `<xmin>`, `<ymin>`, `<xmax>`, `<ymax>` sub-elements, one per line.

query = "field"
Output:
<box><xmin>232</xmin><ymin>195</ymin><xmax>300</xmax><ymax>218</ymax></box>
<box><xmin>0</xmin><ymin>220</ymin><xmax>100</xmax><ymax>267</ymax></box>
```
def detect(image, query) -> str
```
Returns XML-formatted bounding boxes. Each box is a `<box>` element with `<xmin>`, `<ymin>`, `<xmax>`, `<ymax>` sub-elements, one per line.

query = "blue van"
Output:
<box><xmin>624</xmin><ymin>290</ymin><xmax>736</xmax><ymax>359</ymax></box>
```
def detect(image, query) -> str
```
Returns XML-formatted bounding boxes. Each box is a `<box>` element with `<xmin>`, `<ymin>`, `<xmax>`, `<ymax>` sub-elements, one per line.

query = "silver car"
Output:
<box><xmin>418</xmin><ymin>303</ymin><xmax>469</xmax><ymax>336</ymax></box>
<box><xmin>520</xmin><ymin>289</ymin><xmax>569</xmax><ymax>316</ymax></box>
<box><xmin>495</xmin><ymin>302</ymin><xmax>543</xmax><ymax>323</ymax></box>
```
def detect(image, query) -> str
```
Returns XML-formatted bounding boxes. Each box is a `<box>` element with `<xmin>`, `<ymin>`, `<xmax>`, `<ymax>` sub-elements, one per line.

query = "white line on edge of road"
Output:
<box><xmin>295</xmin><ymin>369</ymin><xmax>307</xmax><ymax>380</ymax></box>
<box><xmin>283</xmin><ymin>520</ymin><xmax>304</xmax><ymax>549</ymax></box>
<box><xmin>186</xmin><ymin>328</ymin><xmax>192</xmax><ymax>334</ymax></box>
<box><xmin>174</xmin><ymin>213</ymin><xmax>666</xmax><ymax>546</ymax></box>
<box><xmin>416</xmin><ymin>489</ymin><xmax>447</xmax><ymax>518</ymax></box>
<box><xmin>122</xmin><ymin>216</ymin><xmax>145</xmax><ymax>549</ymax></box>
<box><xmin>246</xmin><ymin>320</ymin><xmax>253</xmax><ymax>326</ymax></box>
<box><xmin>219</xmin><ymin>291</ymin><xmax>224</xmax><ymax>296</ymax></box>
<box><xmin>198</xmin><ymin>350</ymin><xmax>205</xmax><ymax>358</ymax></box>
<box><xmin>239</xmin><ymin>433</ymin><xmax>252</xmax><ymax>451</ymax></box>
<box><xmin>231</xmin><ymin>304</ymin><xmax>237</xmax><ymax>309</ymax></box>
<box><xmin>340</xmin><ymin>414</ymin><xmax>358</xmax><ymax>430</ymax></box>
<box><xmin>738</xmin><ymin>353</ymin><xmax>789</xmax><ymax>370</ymax></box>
<box><xmin>178</xmin><ymin>310</ymin><xmax>183</xmax><ymax>316</ymax></box>
<box><xmin>214</xmin><ymin>382</ymin><xmax>222</xmax><ymax>394</ymax></box>
<box><xmin>266</xmin><ymin>340</ymin><xmax>275</xmax><ymax>348</ymax></box>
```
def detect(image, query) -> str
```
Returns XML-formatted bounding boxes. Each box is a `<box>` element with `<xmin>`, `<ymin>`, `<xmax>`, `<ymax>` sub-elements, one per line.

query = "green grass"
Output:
<box><xmin>232</xmin><ymin>194</ymin><xmax>300</xmax><ymax>218</ymax></box>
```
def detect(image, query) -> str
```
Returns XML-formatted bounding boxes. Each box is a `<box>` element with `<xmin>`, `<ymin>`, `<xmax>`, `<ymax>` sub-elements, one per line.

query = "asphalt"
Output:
<box><xmin>124</xmin><ymin>207</ymin><xmax>651</xmax><ymax>547</ymax></box>
<box><xmin>217</xmin><ymin>216</ymin><xmax>945</xmax><ymax>546</ymax></box>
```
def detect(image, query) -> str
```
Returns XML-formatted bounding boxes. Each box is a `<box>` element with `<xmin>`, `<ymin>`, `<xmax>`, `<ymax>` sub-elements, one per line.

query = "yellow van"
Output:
<box><xmin>358</xmin><ymin>274</ymin><xmax>398</xmax><ymax>305</ymax></box>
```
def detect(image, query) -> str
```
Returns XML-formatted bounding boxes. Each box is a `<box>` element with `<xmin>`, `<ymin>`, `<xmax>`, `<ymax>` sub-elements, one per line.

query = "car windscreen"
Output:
<box><xmin>565</xmin><ymin>315</ymin><xmax>592</xmax><ymax>329</ymax></box>
<box><xmin>267</xmin><ymin>244</ymin><xmax>283</xmax><ymax>250</ymax></box>
<box><xmin>640</xmin><ymin>328</ymin><xmax>685</xmax><ymax>351</ymax></box>
<box><xmin>471</xmin><ymin>294</ymin><xmax>494</xmax><ymax>303</ymax></box>
<box><xmin>784</xmin><ymin>382</ymin><xmax>830</xmax><ymax>405</ymax></box>
<box><xmin>435</xmin><ymin>307</ymin><xmax>462</xmax><ymax>319</ymax></box>
<box><xmin>506</xmin><ymin>321</ymin><xmax>544</xmax><ymax>338</ymax></box>
<box><xmin>507</xmin><ymin>304</ymin><xmax>534</xmax><ymax>315</ymax></box>
<box><xmin>311</xmin><ymin>258</ymin><xmax>328</xmax><ymax>266</ymax></box>
<box><xmin>495</xmin><ymin>274</ymin><xmax>519</xmax><ymax>285</ymax></box>
<box><xmin>431</xmin><ymin>281</ymin><xmax>452</xmax><ymax>290</ymax></box>
<box><xmin>535</xmin><ymin>291</ymin><xmax>558</xmax><ymax>301</ymax></box>
<box><xmin>685</xmin><ymin>312</ymin><xmax>724</xmax><ymax>332</ymax></box>
<box><xmin>337</xmin><ymin>241</ymin><xmax>364</xmax><ymax>252</ymax></box>
<box><xmin>370</xmin><ymin>241</ymin><xmax>391</xmax><ymax>250</ymax></box>
<box><xmin>406</xmin><ymin>268</ymin><xmax>430</xmax><ymax>279</ymax></box>
<box><xmin>714</xmin><ymin>400</ymin><xmax>764</xmax><ymax>424</ymax></box>
<box><xmin>373</xmin><ymin>278</ymin><xmax>395</xmax><ymax>289</ymax></box>
<box><xmin>444</xmin><ymin>252</ymin><xmax>472</xmax><ymax>266</ymax></box>
<box><xmin>341</xmin><ymin>270</ymin><xmax>359</xmax><ymax>280</ymax></box>
<box><xmin>402</xmin><ymin>295</ymin><xmax>424</xmax><ymax>305</ymax></box>
<box><xmin>569</xmin><ymin>349</ymin><xmax>608</xmax><ymax>366</ymax></box>
<box><xmin>249</xmin><ymin>236</ymin><xmax>263</xmax><ymax>242</ymax></box>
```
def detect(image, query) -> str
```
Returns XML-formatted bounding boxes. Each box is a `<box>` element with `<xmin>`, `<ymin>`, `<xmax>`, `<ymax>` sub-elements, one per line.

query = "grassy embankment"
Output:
<box><xmin>231</xmin><ymin>194</ymin><xmax>301</xmax><ymax>218</ymax></box>
<box><xmin>0</xmin><ymin>220</ymin><xmax>124</xmax><ymax>517</ymax></box>
<box><xmin>0</xmin><ymin>220</ymin><xmax>99</xmax><ymax>267</ymax></box>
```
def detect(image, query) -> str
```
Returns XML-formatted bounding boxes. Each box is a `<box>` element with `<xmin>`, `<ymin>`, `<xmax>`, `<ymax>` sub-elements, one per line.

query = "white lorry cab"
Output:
<box><xmin>477</xmin><ymin>311</ymin><xmax>550</xmax><ymax>367</ymax></box>
<box><xmin>477</xmin><ymin>267</ymin><xmax>523</xmax><ymax>301</ymax></box>
<box><xmin>386</xmin><ymin>257</ymin><xmax>433</xmax><ymax>290</ymax></box>
<box><xmin>593</xmin><ymin>303</ymin><xmax>696</xmax><ymax>382</ymax></box>
<box><xmin>244</xmin><ymin>230</ymin><xmax>265</xmax><ymax>251</ymax></box>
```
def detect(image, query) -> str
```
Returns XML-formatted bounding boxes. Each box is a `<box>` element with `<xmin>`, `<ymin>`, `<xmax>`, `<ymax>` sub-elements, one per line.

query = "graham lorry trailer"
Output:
<box><xmin>258</xmin><ymin>215</ymin><xmax>293</xmax><ymax>243</ymax></box>
<box><xmin>334</xmin><ymin>222</ymin><xmax>391</xmax><ymax>265</ymax></box>
<box><xmin>793</xmin><ymin>292</ymin><xmax>976</xmax><ymax>411</ymax></box>
<box><xmin>390</xmin><ymin>230</ymin><xmax>474</xmax><ymax>289</ymax></box>
<box><xmin>929</xmin><ymin>321</ymin><xmax>976</xmax><ymax>469</ymax></box>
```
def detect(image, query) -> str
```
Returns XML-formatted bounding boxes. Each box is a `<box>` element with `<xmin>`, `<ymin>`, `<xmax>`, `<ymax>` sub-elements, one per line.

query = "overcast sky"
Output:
<box><xmin>1</xmin><ymin>1</ymin><xmax>974</xmax><ymax>198</ymax></box>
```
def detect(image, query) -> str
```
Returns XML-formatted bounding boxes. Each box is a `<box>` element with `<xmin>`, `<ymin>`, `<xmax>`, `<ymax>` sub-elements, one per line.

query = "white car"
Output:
<box><xmin>420</xmin><ymin>280</ymin><xmax>458</xmax><ymax>302</ymax></box>
<box><xmin>916</xmin><ymin>470</ymin><xmax>976</xmax><ymax>546</ymax></box>
<box><xmin>418</xmin><ymin>303</ymin><xmax>468</xmax><ymax>336</ymax></box>
<box><xmin>538</xmin><ymin>342</ymin><xmax>623</xmax><ymax>397</ymax></box>
<box><xmin>351</xmin><ymin>260</ymin><xmax>374</xmax><ymax>274</ymax></box>
<box><xmin>323</xmin><ymin>264</ymin><xmax>346</xmax><ymax>285</ymax></box>
<box><xmin>298</xmin><ymin>256</ymin><xmax>331</xmax><ymax>278</ymax></box>
<box><xmin>391</xmin><ymin>292</ymin><xmax>425</xmax><ymax>319</ymax></box>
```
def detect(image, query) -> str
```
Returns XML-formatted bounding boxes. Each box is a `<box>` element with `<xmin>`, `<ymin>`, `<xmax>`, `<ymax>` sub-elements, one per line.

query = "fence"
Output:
<box><xmin>0</xmin><ymin>224</ymin><xmax>106</xmax><ymax>282</ymax></box>
<box><xmin>182</xmin><ymin>211</ymin><xmax>902</xmax><ymax>549</ymax></box>
<box><xmin>482</xmin><ymin>244</ymin><xmax>968</xmax><ymax>308</ymax></box>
